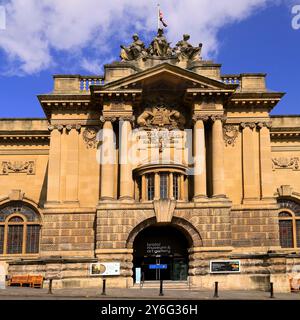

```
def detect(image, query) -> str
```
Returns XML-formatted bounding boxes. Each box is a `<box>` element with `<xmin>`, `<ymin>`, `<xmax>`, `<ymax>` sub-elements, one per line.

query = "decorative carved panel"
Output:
<box><xmin>83</xmin><ymin>127</ymin><xmax>99</xmax><ymax>149</ymax></box>
<box><xmin>223</xmin><ymin>125</ymin><xmax>239</xmax><ymax>147</ymax></box>
<box><xmin>137</xmin><ymin>106</ymin><xmax>185</xmax><ymax>130</ymax></box>
<box><xmin>1</xmin><ymin>161</ymin><xmax>35</xmax><ymax>175</ymax></box>
<box><xmin>272</xmin><ymin>157</ymin><xmax>299</xmax><ymax>171</ymax></box>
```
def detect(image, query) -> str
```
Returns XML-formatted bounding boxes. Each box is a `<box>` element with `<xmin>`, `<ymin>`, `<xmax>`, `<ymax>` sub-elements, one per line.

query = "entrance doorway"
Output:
<box><xmin>133</xmin><ymin>225</ymin><xmax>190</xmax><ymax>282</ymax></box>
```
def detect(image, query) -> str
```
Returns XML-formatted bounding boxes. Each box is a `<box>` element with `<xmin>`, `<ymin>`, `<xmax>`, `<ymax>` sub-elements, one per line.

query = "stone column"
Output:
<box><xmin>119</xmin><ymin>117</ymin><xmax>134</xmax><ymax>201</ymax></box>
<box><xmin>168</xmin><ymin>172</ymin><xmax>174</xmax><ymax>199</ymax></box>
<box><xmin>258</xmin><ymin>122</ymin><xmax>274</xmax><ymax>200</ymax></box>
<box><xmin>154</xmin><ymin>173</ymin><xmax>160</xmax><ymax>200</ymax></box>
<box><xmin>46</xmin><ymin>125</ymin><xmax>63</xmax><ymax>204</ymax></box>
<box><xmin>141</xmin><ymin>175</ymin><xmax>146</xmax><ymax>201</ymax></box>
<box><xmin>65</xmin><ymin>125</ymin><xmax>81</xmax><ymax>204</ymax></box>
<box><xmin>100</xmin><ymin>116</ymin><xmax>116</xmax><ymax>201</ymax></box>
<box><xmin>211</xmin><ymin>115</ymin><xmax>226</xmax><ymax>198</ymax></box>
<box><xmin>193</xmin><ymin>115</ymin><xmax>208</xmax><ymax>201</ymax></box>
<box><xmin>241</xmin><ymin>122</ymin><xmax>260</xmax><ymax>201</ymax></box>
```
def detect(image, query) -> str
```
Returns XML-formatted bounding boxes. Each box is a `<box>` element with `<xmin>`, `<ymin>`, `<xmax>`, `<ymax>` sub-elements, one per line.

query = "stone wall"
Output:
<box><xmin>41</xmin><ymin>212</ymin><xmax>96</xmax><ymax>256</ymax></box>
<box><xmin>231</xmin><ymin>209</ymin><xmax>280</xmax><ymax>247</ymax></box>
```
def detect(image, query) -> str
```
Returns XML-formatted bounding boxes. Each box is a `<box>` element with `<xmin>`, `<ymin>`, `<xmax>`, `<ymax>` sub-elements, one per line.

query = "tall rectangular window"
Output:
<box><xmin>7</xmin><ymin>225</ymin><xmax>23</xmax><ymax>254</ymax></box>
<box><xmin>296</xmin><ymin>220</ymin><xmax>300</xmax><ymax>248</ymax></box>
<box><xmin>173</xmin><ymin>174</ymin><xmax>179</xmax><ymax>200</ymax></box>
<box><xmin>279</xmin><ymin>220</ymin><xmax>293</xmax><ymax>248</ymax></box>
<box><xmin>26</xmin><ymin>225</ymin><xmax>40</xmax><ymax>254</ymax></box>
<box><xmin>0</xmin><ymin>226</ymin><xmax>4</xmax><ymax>254</ymax></box>
<box><xmin>147</xmin><ymin>174</ymin><xmax>155</xmax><ymax>201</ymax></box>
<box><xmin>160</xmin><ymin>173</ymin><xmax>168</xmax><ymax>199</ymax></box>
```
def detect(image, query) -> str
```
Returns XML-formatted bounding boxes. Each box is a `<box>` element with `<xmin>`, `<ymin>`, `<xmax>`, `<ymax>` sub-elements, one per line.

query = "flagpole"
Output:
<box><xmin>157</xmin><ymin>4</ymin><xmax>160</xmax><ymax>30</ymax></box>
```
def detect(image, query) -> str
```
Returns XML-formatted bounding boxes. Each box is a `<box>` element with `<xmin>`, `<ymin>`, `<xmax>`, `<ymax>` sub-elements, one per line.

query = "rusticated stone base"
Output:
<box><xmin>6</xmin><ymin>253</ymin><xmax>300</xmax><ymax>292</ymax></box>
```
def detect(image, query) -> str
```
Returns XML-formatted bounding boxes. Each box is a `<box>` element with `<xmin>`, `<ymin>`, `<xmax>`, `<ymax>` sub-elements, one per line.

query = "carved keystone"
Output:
<box><xmin>153</xmin><ymin>199</ymin><xmax>176</xmax><ymax>223</ymax></box>
<box><xmin>9</xmin><ymin>189</ymin><xmax>25</xmax><ymax>201</ymax></box>
<box><xmin>277</xmin><ymin>185</ymin><xmax>293</xmax><ymax>197</ymax></box>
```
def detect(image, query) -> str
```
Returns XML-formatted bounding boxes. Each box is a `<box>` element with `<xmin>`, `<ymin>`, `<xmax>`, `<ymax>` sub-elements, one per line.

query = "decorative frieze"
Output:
<box><xmin>1</xmin><ymin>161</ymin><xmax>36</xmax><ymax>175</ymax></box>
<box><xmin>272</xmin><ymin>157</ymin><xmax>299</xmax><ymax>171</ymax></box>
<box><xmin>223</xmin><ymin>125</ymin><xmax>239</xmax><ymax>147</ymax></box>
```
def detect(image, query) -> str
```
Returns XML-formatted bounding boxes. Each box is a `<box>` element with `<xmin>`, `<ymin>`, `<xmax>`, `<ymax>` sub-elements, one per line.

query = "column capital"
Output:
<box><xmin>100</xmin><ymin>115</ymin><xmax>117</xmax><ymax>123</ymax></box>
<box><xmin>240</xmin><ymin>122</ymin><xmax>256</xmax><ymax>130</ymax></box>
<box><xmin>119</xmin><ymin>115</ymin><xmax>135</xmax><ymax>123</ymax></box>
<box><xmin>257</xmin><ymin>121</ymin><xmax>272</xmax><ymax>129</ymax></box>
<box><xmin>192</xmin><ymin>114</ymin><xmax>209</xmax><ymax>123</ymax></box>
<box><xmin>211</xmin><ymin>114</ymin><xmax>227</xmax><ymax>123</ymax></box>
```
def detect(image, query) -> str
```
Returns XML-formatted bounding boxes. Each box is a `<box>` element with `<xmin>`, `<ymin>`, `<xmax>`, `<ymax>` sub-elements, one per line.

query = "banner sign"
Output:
<box><xmin>90</xmin><ymin>262</ymin><xmax>120</xmax><ymax>276</ymax></box>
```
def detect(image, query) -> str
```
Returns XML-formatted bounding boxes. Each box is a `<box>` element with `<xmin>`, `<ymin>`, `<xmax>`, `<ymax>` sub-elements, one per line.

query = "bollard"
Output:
<box><xmin>101</xmin><ymin>278</ymin><xmax>106</xmax><ymax>296</ymax></box>
<box><xmin>159</xmin><ymin>279</ymin><xmax>164</xmax><ymax>296</ymax></box>
<box><xmin>48</xmin><ymin>279</ymin><xmax>53</xmax><ymax>295</ymax></box>
<box><xmin>270</xmin><ymin>282</ymin><xmax>274</xmax><ymax>299</ymax></box>
<box><xmin>213</xmin><ymin>281</ymin><xmax>219</xmax><ymax>298</ymax></box>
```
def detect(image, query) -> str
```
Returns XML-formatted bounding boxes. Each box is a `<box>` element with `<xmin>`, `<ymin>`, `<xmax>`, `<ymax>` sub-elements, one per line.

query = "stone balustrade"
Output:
<box><xmin>53</xmin><ymin>75</ymin><xmax>104</xmax><ymax>93</ymax></box>
<box><xmin>80</xmin><ymin>76</ymin><xmax>104</xmax><ymax>91</ymax></box>
<box><xmin>221</xmin><ymin>74</ymin><xmax>241</xmax><ymax>85</ymax></box>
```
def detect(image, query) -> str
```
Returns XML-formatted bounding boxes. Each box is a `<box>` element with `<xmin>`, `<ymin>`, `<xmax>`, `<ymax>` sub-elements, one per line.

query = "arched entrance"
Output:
<box><xmin>133</xmin><ymin>224</ymin><xmax>191</xmax><ymax>282</ymax></box>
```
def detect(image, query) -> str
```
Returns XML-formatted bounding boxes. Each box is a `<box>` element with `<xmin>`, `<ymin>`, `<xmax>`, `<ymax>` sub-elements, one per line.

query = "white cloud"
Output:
<box><xmin>0</xmin><ymin>0</ymin><xmax>280</xmax><ymax>75</ymax></box>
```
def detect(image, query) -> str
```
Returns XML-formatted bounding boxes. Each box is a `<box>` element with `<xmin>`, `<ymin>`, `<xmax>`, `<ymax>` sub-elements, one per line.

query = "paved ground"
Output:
<box><xmin>0</xmin><ymin>286</ymin><xmax>299</xmax><ymax>300</ymax></box>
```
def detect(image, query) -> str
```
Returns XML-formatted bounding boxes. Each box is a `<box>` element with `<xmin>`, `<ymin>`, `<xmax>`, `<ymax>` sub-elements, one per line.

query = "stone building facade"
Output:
<box><xmin>0</xmin><ymin>32</ymin><xmax>300</xmax><ymax>292</ymax></box>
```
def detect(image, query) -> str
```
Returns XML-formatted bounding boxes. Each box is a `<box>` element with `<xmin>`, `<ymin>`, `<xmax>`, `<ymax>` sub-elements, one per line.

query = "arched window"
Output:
<box><xmin>0</xmin><ymin>202</ymin><xmax>41</xmax><ymax>255</ymax></box>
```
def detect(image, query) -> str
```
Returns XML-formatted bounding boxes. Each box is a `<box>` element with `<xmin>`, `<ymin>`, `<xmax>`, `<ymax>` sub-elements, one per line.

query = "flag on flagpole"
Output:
<box><xmin>158</xmin><ymin>7</ymin><xmax>168</xmax><ymax>28</ymax></box>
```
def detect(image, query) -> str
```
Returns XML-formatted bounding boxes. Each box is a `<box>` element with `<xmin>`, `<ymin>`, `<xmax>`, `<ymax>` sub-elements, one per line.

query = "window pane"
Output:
<box><xmin>9</xmin><ymin>216</ymin><xmax>24</xmax><ymax>223</ymax></box>
<box><xmin>147</xmin><ymin>174</ymin><xmax>154</xmax><ymax>201</ymax></box>
<box><xmin>160</xmin><ymin>173</ymin><xmax>168</xmax><ymax>199</ymax></box>
<box><xmin>279</xmin><ymin>220</ymin><xmax>294</xmax><ymax>248</ymax></box>
<box><xmin>297</xmin><ymin>220</ymin><xmax>300</xmax><ymax>248</ymax></box>
<box><xmin>279</xmin><ymin>212</ymin><xmax>292</xmax><ymax>218</ymax></box>
<box><xmin>0</xmin><ymin>226</ymin><xmax>4</xmax><ymax>254</ymax></box>
<box><xmin>7</xmin><ymin>225</ymin><xmax>23</xmax><ymax>254</ymax></box>
<box><xmin>26</xmin><ymin>225</ymin><xmax>40</xmax><ymax>254</ymax></box>
<box><xmin>173</xmin><ymin>174</ymin><xmax>179</xmax><ymax>200</ymax></box>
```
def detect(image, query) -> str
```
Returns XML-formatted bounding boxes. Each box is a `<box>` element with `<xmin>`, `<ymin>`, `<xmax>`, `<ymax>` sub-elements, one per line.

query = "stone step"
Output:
<box><xmin>132</xmin><ymin>281</ymin><xmax>190</xmax><ymax>290</ymax></box>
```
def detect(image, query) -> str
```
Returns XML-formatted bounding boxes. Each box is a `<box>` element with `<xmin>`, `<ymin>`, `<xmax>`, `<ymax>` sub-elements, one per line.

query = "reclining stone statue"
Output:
<box><xmin>120</xmin><ymin>34</ymin><xmax>147</xmax><ymax>61</ymax></box>
<box><xmin>175</xmin><ymin>34</ymin><xmax>202</xmax><ymax>62</ymax></box>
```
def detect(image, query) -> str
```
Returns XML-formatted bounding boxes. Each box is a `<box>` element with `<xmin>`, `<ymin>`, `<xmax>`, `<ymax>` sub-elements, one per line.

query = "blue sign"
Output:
<box><xmin>149</xmin><ymin>264</ymin><xmax>167</xmax><ymax>270</ymax></box>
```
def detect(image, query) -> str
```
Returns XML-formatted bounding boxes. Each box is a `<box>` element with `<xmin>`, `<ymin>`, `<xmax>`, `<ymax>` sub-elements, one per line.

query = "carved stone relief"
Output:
<box><xmin>83</xmin><ymin>127</ymin><xmax>99</xmax><ymax>149</ymax></box>
<box><xmin>223</xmin><ymin>125</ymin><xmax>239</xmax><ymax>147</ymax></box>
<box><xmin>1</xmin><ymin>161</ymin><xmax>36</xmax><ymax>175</ymax></box>
<box><xmin>272</xmin><ymin>157</ymin><xmax>299</xmax><ymax>171</ymax></box>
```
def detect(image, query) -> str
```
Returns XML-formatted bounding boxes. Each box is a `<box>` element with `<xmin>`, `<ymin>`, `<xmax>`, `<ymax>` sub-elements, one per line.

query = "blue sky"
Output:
<box><xmin>0</xmin><ymin>0</ymin><xmax>299</xmax><ymax>118</ymax></box>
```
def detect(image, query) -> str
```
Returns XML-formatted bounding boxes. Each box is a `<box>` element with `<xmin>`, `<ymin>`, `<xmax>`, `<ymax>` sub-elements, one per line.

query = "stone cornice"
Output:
<box><xmin>0</xmin><ymin>135</ymin><xmax>50</xmax><ymax>144</ymax></box>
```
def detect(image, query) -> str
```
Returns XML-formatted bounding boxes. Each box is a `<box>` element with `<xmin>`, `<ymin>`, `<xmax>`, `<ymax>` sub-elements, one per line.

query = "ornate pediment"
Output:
<box><xmin>96</xmin><ymin>63</ymin><xmax>234</xmax><ymax>92</ymax></box>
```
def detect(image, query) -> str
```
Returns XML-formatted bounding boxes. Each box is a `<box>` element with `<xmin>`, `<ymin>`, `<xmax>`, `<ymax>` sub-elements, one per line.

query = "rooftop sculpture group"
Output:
<box><xmin>120</xmin><ymin>28</ymin><xmax>202</xmax><ymax>62</ymax></box>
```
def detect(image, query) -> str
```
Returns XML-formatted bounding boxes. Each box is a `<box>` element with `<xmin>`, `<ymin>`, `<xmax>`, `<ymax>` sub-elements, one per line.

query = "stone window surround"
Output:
<box><xmin>278</xmin><ymin>208</ymin><xmax>300</xmax><ymax>249</ymax></box>
<box><xmin>0</xmin><ymin>212</ymin><xmax>41</xmax><ymax>256</ymax></box>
